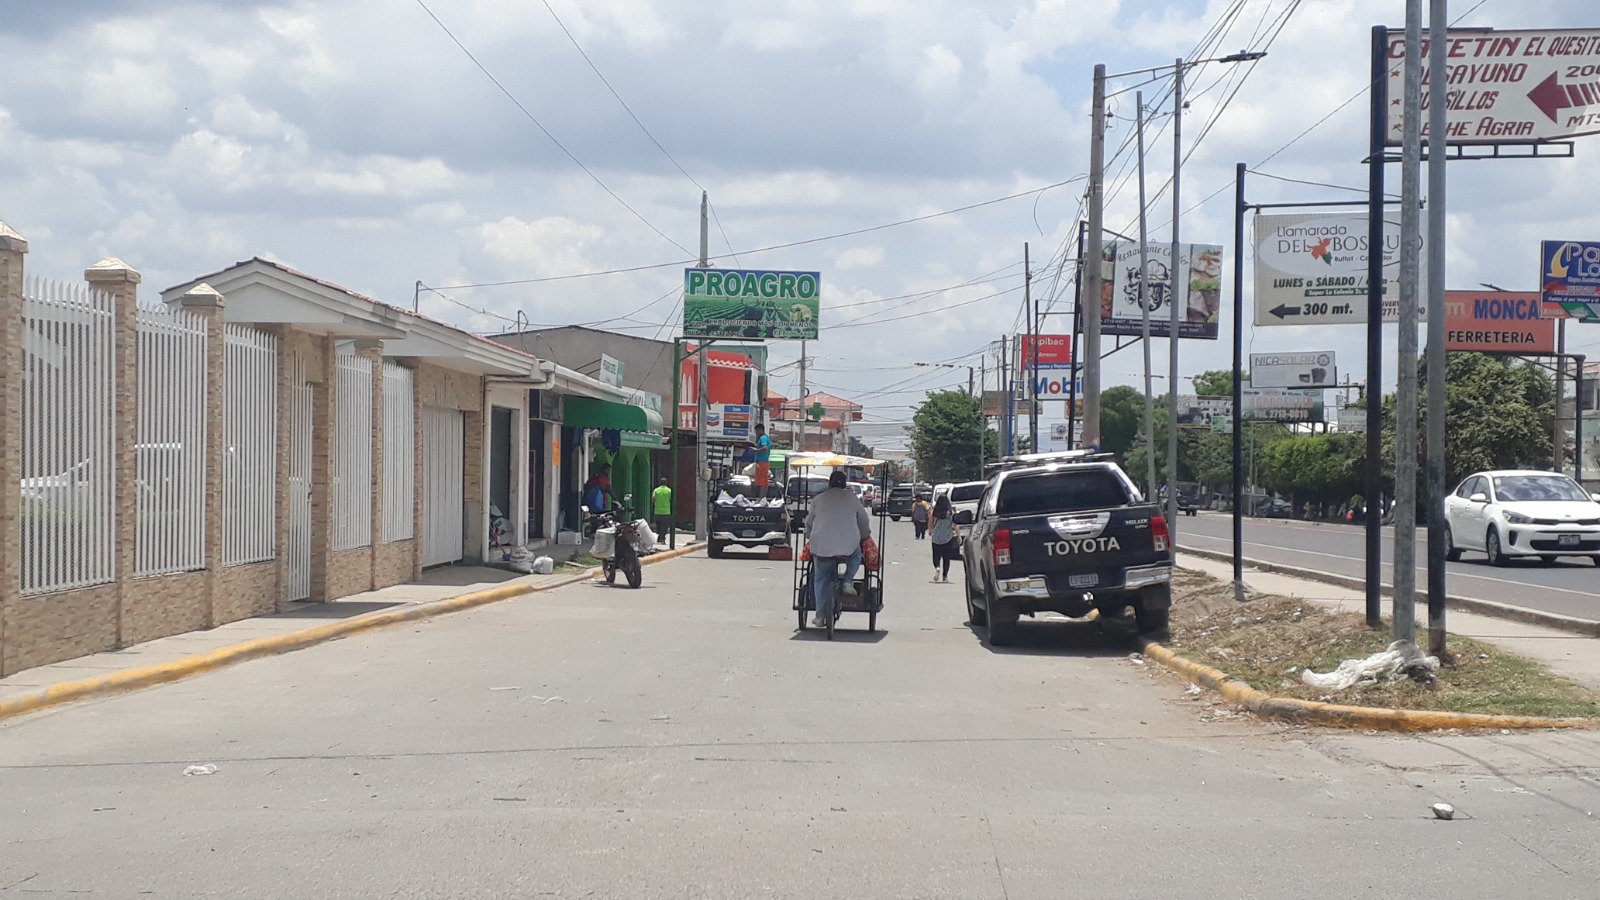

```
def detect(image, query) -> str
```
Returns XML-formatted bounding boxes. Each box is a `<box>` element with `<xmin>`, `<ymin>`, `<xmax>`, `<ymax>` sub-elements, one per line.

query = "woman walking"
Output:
<box><xmin>910</xmin><ymin>494</ymin><xmax>931</xmax><ymax>540</ymax></box>
<box><xmin>929</xmin><ymin>494</ymin><xmax>961</xmax><ymax>583</ymax></box>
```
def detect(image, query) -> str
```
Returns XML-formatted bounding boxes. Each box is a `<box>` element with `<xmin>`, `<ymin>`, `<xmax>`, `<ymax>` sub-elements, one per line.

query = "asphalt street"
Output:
<box><xmin>1178</xmin><ymin>512</ymin><xmax>1600</xmax><ymax>622</ymax></box>
<box><xmin>3</xmin><ymin>521</ymin><xmax>1599</xmax><ymax>898</ymax></box>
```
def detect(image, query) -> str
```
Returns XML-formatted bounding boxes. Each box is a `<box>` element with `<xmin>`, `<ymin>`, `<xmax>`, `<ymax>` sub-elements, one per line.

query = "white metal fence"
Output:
<box><xmin>134</xmin><ymin>304</ymin><xmax>209</xmax><ymax>576</ymax></box>
<box><xmin>332</xmin><ymin>351</ymin><xmax>373</xmax><ymax>551</ymax></box>
<box><xmin>222</xmin><ymin>324</ymin><xmax>278</xmax><ymax>566</ymax></box>
<box><xmin>382</xmin><ymin>363</ymin><xmax>415</xmax><ymax>542</ymax></box>
<box><xmin>420</xmin><ymin>406</ymin><xmax>465</xmax><ymax>567</ymax></box>
<box><xmin>19</xmin><ymin>277</ymin><xmax>117</xmax><ymax>594</ymax></box>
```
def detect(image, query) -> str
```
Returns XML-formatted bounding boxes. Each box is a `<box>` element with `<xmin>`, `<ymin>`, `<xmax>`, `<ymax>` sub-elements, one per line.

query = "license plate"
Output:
<box><xmin>1559</xmin><ymin>534</ymin><xmax>1581</xmax><ymax>547</ymax></box>
<box><xmin>742</xmin><ymin>529</ymin><xmax>760</xmax><ymax>538</ymax></box>
<box><xmin>1068</xmin><ymin>573</ymin><xmax>1099</xmax><ymax>588</ymax></box>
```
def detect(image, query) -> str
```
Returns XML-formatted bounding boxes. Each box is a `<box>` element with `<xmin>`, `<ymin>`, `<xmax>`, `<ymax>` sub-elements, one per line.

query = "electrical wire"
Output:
<box><xmin>412</xmin><ymin>0</ymin><xmax>694</xmax><ymax>256</ymax></box>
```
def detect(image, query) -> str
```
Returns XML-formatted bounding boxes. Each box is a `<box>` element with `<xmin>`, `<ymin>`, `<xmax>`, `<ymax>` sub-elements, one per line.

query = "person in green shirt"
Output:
<box><xmin>650</xmin><ymin>478</ymin><xmax>673</xmax><ymax>545</ymax></box>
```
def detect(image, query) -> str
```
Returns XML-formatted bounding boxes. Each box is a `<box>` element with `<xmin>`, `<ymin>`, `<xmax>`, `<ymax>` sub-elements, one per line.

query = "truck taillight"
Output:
<box><xmin>1152</xmin><ymin>515</ymin><xmax>1170</xmax><ymax>554</ymax></box>
<box><xmin>994</xmin><ymin>528</ymin><xmax>1012</xmax><ymax>566</ymax></box>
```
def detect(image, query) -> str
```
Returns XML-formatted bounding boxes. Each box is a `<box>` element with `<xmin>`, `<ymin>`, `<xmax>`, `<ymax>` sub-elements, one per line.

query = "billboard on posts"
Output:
<box><xmin>1099</xmin><ymin>242</ymin><xmax>1225</xmax><ymax>339</ymax></box>
<box><xmin>683</xmin><ymin>268</ymin><xmax>821</xmax><ymax>339</ymax></box>
<box><xmin>1444</xmin><ymin>290</ymin><xmax>1555</xmax><ymax>353</ymax></box>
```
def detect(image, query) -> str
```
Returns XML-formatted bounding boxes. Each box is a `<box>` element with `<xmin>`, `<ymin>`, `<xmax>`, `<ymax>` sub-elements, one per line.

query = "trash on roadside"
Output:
<box><xmin>507</xmin><ymin>546</ymin><xmax>537</xmax><ymax>574</ymax></box>
<box><xmin>183</xmin><ymin>764</ymin><xmax>218</xmax><ymax>776</ymax></box>
<box><xmin>1300</xmin><ymin>640</ymin><xmax>1440</xmax><ymax>691</ymax></box>
<box><xmin>1128</xmin><ymin>653</ymin><xmax>1146</xmax><ymax>666</ymax></box>
<box><xmin>1431</xmin><ymin>802</ymin><xmax>1455</xmax><ymax>820</ymax></box>
<box><xmin>532</xmin><ymin>556</ymin><xmax>554</xmax><ymax>575</ymax></box>
<box><xmin>1185</xmin><ymin>684</ymin><xmax>1204</xmax><ymax>696</ymax></box>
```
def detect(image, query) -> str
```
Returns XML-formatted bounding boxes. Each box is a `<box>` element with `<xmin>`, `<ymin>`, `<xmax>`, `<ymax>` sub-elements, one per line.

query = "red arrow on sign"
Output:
<box><xmin>1528</xmin><ymin>71</ymin><xmax>1600</xmax><ymax>123</ymax></box>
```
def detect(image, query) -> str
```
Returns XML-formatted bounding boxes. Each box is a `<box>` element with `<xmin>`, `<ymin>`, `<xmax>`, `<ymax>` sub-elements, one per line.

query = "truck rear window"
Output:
<box><xmin>949</xmin><ymin>483</ymin><xmax>986</xmax><ymax>502</ymax></box>
<box><xmin>996</xmin><ymin>471</ymin><xmax>1130</xmax><ymax>516</ymax></box>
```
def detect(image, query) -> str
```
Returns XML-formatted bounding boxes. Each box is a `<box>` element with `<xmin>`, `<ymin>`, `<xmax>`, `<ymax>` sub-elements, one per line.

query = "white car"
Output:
<box><xmin>1442</xmin><ymin>470</ymin><xmax>1600</xmax><ymax>566</ymax></box>
<box><xmin>944</xmin><ymin>480</ymin><xmax>988</xmax><ymax>522</ymax></box>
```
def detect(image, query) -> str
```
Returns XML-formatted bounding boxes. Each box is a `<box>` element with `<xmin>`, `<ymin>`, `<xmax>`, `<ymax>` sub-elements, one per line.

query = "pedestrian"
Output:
<box><xmin>910</xmin><ymin>494</ymin><xmax>931</xmax><ymax>540</ymax></box>
<box><xmin>650</xmin><ymin>477</ymin><xmax>673</xmax><ymax>545</ymax></box>
<box><xmin>748</xmin><ymin>423</ymin><xmax>773</xmax><ymax>491</ymax></box>
<box><xmin>583</xmin><ymin>463</ymin><xmax>613</xmax><ymax>513</ymax></box>
<box><xmin>804</xmin><ymin>470</ymin><xmax>872</xmax><ymax>628</ymax></box>
<box><xmin>929</xmin><ymin>494</ymin><xmax>961</xmax><ymax>583</ymax></box>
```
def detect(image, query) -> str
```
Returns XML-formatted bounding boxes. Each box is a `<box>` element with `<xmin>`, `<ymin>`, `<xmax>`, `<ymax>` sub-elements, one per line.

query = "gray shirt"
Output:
<box><xmin>930</xmin><ymin>513</ymin><xmax>956</xmax><ymax>545</ymax></box>
<box><xmin>805</xmin><ymin>487</ymin><xmax>873</xmax><ymax>558</ymax></box>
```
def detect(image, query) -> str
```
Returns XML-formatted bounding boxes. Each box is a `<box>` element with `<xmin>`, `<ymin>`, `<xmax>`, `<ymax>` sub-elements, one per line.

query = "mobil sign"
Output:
<box><xmin>1025</xmin><ymin>368</ymin><xmax>1085</xmax><ymax>400</ymax></box>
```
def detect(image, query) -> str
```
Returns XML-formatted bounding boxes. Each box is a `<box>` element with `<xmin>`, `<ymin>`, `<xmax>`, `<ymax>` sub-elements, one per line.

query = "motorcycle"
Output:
<box><xmin>584</xmin><ymin>503</ymin><xmax>645</xmax><ymax>589</ymax></box>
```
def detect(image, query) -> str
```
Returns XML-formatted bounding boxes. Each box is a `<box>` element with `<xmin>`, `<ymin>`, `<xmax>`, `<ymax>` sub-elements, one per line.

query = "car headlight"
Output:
<box><xmin>1503</xmin><ymin>511</ymin><xmax>1533</xmax><ymax>525</ymax></box>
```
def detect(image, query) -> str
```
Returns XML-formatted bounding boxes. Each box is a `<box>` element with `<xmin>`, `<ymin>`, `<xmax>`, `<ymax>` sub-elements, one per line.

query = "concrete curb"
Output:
<box><xmin>0</xmin><ymin>542</ymin><xmax>705</xmax><ymax>724</ymax></box>
<box><xmin>1178</xmin><ymin>544</ymin><xmax>1600</xmax><ymax>638</ymax></box>
<box><xmin>1136</xmin><ymin>638</ymin><xmax>1597</xmax><ymax>732</ymax></box>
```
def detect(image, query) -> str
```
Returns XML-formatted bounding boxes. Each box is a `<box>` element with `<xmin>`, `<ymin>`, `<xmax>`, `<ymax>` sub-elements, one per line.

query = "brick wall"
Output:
<box><xmin>215</xmin><ymin>563</ymin><xmax>278</xmax><ymax>623</ymax></box>
<box><xmin>123</xmin><ymin>573</ymin><xmax>209</xmax><ymax>647</ymax></box>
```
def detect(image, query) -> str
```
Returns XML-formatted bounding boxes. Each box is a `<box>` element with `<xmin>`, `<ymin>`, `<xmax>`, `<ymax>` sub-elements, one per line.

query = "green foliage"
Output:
<box><xmin>1190</xmin><ymin>369</ymin><xmax>1238</xmax><ymax>397</ymax></box>
<box><xmin>910</xmin><ymin>390</ymin><xmax>988</xmax><ymax>482</ymax></box>
<box><xmin>1256</xmin><ymin>433</ymin><xmax>1365</xmax><ymax>506</ymax></box>
<box><xmin>1099</xmin><ymin>385</ymin><xmax>1145</xmax><ymax>457</ymax></box>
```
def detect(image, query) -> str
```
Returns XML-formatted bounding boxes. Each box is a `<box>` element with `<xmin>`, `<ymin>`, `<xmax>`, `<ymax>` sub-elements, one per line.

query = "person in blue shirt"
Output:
<box><xmin>750</xmin><ymin>424</ymin><xmax>773</xmax><ymax>490</ymax></box>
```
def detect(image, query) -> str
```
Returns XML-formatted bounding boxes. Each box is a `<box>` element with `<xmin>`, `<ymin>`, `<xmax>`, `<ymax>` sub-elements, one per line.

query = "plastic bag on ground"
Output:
<box><xmin>633</xmin><ymin>520</ymin><xmax>657</xmax><ymax>550</ymax></box>
<box><xmin>507</xmin><ymin>546</ymin><xmax>536</xmax><ymax>574</ymax></box>
<box><xmin>531</xmin><ymin>555</ymin><xmax>554</xmax><ymax>575</ymax></box>
<box><xmin>591</xmin><ymin>526</ymin><xmax>616</xmax><ymax>560</ymax></box>
<box><xmin>1300</xmin><ymin>640</ymin><xmax>1440</xmax><ymax>691</ymax></box>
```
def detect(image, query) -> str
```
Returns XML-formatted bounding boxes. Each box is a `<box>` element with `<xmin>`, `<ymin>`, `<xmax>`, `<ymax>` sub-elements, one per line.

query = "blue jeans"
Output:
<box><xmin>812</xmin><ymin>548</ymin><xmax>862</xmax><ymax>622</ymax></box>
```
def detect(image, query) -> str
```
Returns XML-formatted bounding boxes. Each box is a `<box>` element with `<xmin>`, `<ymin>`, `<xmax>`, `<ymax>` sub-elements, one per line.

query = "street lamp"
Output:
<box><xmin>1082</xmin><ymin>48</ymin><xmax>1266</xmax><ymax>536</ymax></box>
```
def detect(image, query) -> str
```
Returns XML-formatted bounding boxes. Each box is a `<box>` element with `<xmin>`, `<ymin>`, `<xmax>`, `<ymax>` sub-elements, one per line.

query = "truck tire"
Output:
<box><xmin>965</xmin><ymin>574</ymin><xmax>988</xmax><ymax>627</ymax></box>
<box><xmin>1136</xmin><ymin>584</ymin><xmax>1172</xmax><ymax>637</ymax></box>
<box><xmin>985</xmin><ymin>583</ymin><xmax>1015</xmax><ymax>646</ymax></box>
<box><xmin>890</xmin><ymin>515</ymin><xmax>901</xmax><ymax>522</ymax></box>
<box><xmin>707</xmin><ymin>539</ymin><xmax>726</xmax><ymax>559</ymax></box>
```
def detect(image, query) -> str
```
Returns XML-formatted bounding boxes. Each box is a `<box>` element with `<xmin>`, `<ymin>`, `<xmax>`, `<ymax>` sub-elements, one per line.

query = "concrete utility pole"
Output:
<box><xmin>1167</xmin><ymin>57</ymin><xmax>1184</xmax><ymax>539</ymax></box>
<box><xmin>1393</xmin><ymin>0</ymin><xmax>1424</xmax><ymax>644</ymax></box>
<box><xmin>1137</xmin><ymin>91</ymin><xmax>1158</xmax><ymax>500</ymax></box>
<box><xmin>694</xmin><ymin>192</ymin><xmax>710</xmax><ymax>542</ymax></box>
<box><xmin>1082</xmin><ymin>64</ymin><xmax>1108</xmax><ymax>449</ymax></box>
<box><xmin>1424</xmin><ymin>0</ymin><xmax>1450</xmax><ymax>655</ymax></box>
<box><xmin>999</xmin><ymin>335</ymin><xmax>1012</xmax><ymax>457</ymax></box>
<box><xmin>1026</xmin><ymin>242</ymin><xmax>1037</xmax><ymax>452</ymax></box>
<box><xmin>798</xmin><ymin>339</ymin><xmax>808</xmax><ymax>451</ymax></box>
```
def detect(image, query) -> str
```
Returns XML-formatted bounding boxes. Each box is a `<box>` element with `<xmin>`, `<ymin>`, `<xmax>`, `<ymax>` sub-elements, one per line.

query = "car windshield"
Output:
<box><xmin>949</xmin><ymin>483</ymin><xmax>985</xmax><ymax>502</ymax></box>
<box><xmin>1492</xmin><ymin>474</ymin><xmax>1592</xmax><ymax>503</ymax></box>
<box><xmin>997</xmin><ymin>470</ymin><xmax>1130</xmax><ymax>516</ymax></box>
<box><xmin>787</xmin><ymin>477</ymin><xmax>830</xmax><ymax>500</ymax></box>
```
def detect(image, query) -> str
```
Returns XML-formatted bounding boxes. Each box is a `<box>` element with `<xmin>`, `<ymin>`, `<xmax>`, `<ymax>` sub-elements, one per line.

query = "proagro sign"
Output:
<box><xmin>1249</xmin><ymin>351</ymin><xmax>1337</xmax><ymax>389</ymax></box>
<box><xmin>1254</xmin><ymin>213</ymin><xmax>1424</xmax><ymax>326</ymax></box>
<box><xmin>1445</xmin><ymin>290</ymin><xmax>1556</xmax><ymax>353</ymax></box>
<box><xmin>683</xmin><ymin>268</ymin><xmax>820</xmax><ymax>340</ymax></box>
<box><xmin>1386</xmin><ymin>29</ymin><xmax>1600</xmax><ymax>146</ymax></box>
<box><xmin>1098</xmin><ymin>242</ymin><xmax>1225</xmax><ymax>340</ymax></box>
<box><xmin>1540</xmin><ymin>241</ymin><xmax>1600</xmax><ymax>320</ymax></box>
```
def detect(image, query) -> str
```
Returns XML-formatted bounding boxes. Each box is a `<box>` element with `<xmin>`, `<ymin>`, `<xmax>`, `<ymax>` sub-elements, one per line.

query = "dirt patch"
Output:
<box><xmin>1160</xmin><ymin>568</ymin><xmax>1600</xmax><ymax>720</ymax></box>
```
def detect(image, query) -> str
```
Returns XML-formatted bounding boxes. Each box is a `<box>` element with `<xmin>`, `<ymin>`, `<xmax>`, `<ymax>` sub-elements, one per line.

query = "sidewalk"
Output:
<box><xmin>1178</xmin><ymin>552</ymin><xmax>1600</xmax><ymax>693</ymax></box>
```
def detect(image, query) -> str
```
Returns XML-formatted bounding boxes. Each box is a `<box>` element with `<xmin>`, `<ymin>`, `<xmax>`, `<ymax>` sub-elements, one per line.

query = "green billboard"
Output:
<box><xmin>683</xmin><ymin>268</ymin><xmax>820</xmax><ymax>340</ymax></box>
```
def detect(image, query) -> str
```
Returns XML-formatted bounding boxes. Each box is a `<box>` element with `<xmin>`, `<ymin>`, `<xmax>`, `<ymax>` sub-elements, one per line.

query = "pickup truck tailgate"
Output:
<box><xmin>999</xmin><ymin>508</ymin><xmax>1164</xmax><ymax>577</ymax></box>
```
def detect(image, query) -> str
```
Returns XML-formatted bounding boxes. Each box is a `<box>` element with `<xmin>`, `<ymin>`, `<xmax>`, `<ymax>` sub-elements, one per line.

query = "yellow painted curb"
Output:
<box><xmin>1138</xmin><ymin>638</ymin><xmax>1598</xmax><ymax>732</ymax></box>
<box><xmin>0</xmin><ymin>542</ymin><xmax>705</xmax><ymax>725</ymax></box>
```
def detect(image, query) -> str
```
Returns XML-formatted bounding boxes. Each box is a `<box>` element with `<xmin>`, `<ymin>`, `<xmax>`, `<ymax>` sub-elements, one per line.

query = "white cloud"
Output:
<box><xmin>834</xmin><ymin>246</ymin><xmax>887</xmax><ymax>269</ymax></box>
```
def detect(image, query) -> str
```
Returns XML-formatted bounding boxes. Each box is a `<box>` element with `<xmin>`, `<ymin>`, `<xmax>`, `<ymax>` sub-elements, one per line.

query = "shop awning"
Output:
<box><xmin>563</xmin><ymin>396</ymin><xmax>651</xmax><ymax>432</ymax></box>
<box><xmin>621</xmin><ymin>431</ymin><xmax>665</xmax><ymax>449</ymax></box>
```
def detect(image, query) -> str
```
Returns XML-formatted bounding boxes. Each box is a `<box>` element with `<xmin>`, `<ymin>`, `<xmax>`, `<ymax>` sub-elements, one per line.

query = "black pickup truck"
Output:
<box><xmin>960</xmin><ymin>452</ymin><xmax>1173</xmax><ymax>646</ymax></box>
<box><xmin>708</xmin><ymin>476</ymin><xmax>788</xmax><ymax>558</ymax></box>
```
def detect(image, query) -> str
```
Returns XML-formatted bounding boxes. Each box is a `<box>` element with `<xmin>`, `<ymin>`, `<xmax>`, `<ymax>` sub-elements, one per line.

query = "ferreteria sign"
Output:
<box><xmin>1444</xmin><ymin>290</ymin><xmax>1555</xmax><ymax>353</ymax></box>
<box><xmin>1386</xmin><ymin>29</ymin><xmax>1600</xmax><ymax>145</ymax></box>
<box><xmin>1253</xmin><ymin>213</ymin><xmax>1424</xmax><ymax>326</ymax></box>
<box><xmin>683</xmin><ymin>268</ymin><xmax>820</xmax><ymax>340</ymax></box>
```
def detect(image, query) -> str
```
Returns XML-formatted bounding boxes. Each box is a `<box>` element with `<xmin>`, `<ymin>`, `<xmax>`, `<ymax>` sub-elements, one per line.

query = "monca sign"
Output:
<box><xmin>683</xmin><ymin>268</ymin><xmax>821</xmax><ymax>340</ymax></box>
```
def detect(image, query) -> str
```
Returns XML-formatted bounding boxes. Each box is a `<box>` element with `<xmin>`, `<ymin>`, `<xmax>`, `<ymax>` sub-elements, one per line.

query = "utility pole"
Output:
<box><xmin>1424</xmin><ymin>0</ymin><xmax>1450</xmax><ymax>656</ymax></box>
<box><xmin>694</xmin><ymin>191</ymin><xmax>711</xmax><ymax>542</ymax></box>
<box><xmin>1555</xmin><ymin>320</ymin><xmax>1567</xmax><ymax>473</ymax></box>
<box><xmin>1000</xmin><ymin>335</ymin><xmax>1012</xmax><ymax>456</ymax></box>
<box><xmin>1393</xmin><ymin>0</ymin><xmax>1424</xmax><ymax>645</ymax></box>
<box><xmin>798</xmin><ymin>339</ymin><xmax>808</xmax><ymax>451</ymax></box>
<box><xmin>1083</xmin><ymin>64</ymin><xmax>1108</xmax><ymax>449</ymax></box>
<box><xmin>1167</xmin><ymin>57</ymin><xmax>1184</xmax><ymax>539</ymax></box>
<box><xmin>1067</xmin><ymin>219</ymin><xmax>1086</xmax><ymax>449</ymax></box>
<box><xmin>1026</xmin><ymin>242</ymin><xmax>1038</xmax><ymax>452</ymax></box>
<box><xmin>1364</xmin><ymin>26</ymin><xmax>1389</xmax><ymax>629</ymax></box>
<box><xmin>1136</xmin><ymin>91</ymin><xmax>1158</xmax><ymax>500</ymax></box>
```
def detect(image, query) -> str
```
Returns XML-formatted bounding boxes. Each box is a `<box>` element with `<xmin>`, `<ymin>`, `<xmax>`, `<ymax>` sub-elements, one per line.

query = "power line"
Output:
<box><xmin>412</xmin><ymin>0</ymin><xmax>694</xmax><ymax>256</ymax></box>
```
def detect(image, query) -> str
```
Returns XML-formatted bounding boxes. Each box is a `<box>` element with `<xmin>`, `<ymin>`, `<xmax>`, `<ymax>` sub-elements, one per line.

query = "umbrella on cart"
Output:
<box><xmin>786</xmin><ymin>452</ymin><xmax>883</xmax><ymax>469</ymax></box>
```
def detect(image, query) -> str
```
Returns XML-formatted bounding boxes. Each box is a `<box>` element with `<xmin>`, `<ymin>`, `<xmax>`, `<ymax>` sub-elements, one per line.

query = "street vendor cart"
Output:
<box><xmin>788</xmin><ymin>453</ymin><xmax>890</xmax><ymax>639</ymax></box>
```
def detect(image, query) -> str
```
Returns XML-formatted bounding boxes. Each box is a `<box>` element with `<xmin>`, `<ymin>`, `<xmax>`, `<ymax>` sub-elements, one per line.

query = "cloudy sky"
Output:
<box><xmin>3</xmin><ymin>0</ymin><xmax>1597</xmax><ymax>450</ymax></box>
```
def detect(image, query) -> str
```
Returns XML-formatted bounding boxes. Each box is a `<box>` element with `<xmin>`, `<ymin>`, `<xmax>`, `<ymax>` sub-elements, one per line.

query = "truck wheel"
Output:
<box><xmin>708</xmin><ymin>539</ymin><xmax>726</xmax><ymax>559</ymax></box>
<box><xmin>966</xmin><ymin>576</ymin><xmax>988</xmax><ymax>627</ymax></box>
<box><xmin>890</xmin><ymin>515</ymin><xmax>901</xmax><ymax>522</ymax></box>
<box><xmin>985</xmin><ymin>584</ymin><xmax>1015</xmax><ymax>646</ymax></box>
<box><xmin>1135</xmin><ymin>584</ymin><xmax>1172</xmax><ymax>638</ymax></box>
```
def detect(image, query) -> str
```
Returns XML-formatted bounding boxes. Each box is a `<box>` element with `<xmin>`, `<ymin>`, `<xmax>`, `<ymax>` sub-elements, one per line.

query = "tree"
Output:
<box><xmin>909</xmin><ymin>390</ymin><xmax>988</xmax><ymax>482</ymax></box>
<box><xmin>1099</xmin><ymin>385</ymin><xmax>1145</xmax><ymax>457</ymax></box>
<box><xmin>1257</xmin><ymin>433</ymin><xmax>1364</xmax><ymax>512</ymax></box>
<box><xmin>1190</xmin><ymin>369</ymin><xmax>1238</xmax><ymax>398</ymax></box>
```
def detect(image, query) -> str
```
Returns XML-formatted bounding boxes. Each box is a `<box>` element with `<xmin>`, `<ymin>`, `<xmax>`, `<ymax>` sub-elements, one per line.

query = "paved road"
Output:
<box><xmin>4</xmin><ymin>523</ymin><xmax>1599</xmax><ymax>897</ymax></box>
<box><xmin>1178</xmin><ymin>512</ymin><xmax>1600</xmax><ymax>622</ymax></box>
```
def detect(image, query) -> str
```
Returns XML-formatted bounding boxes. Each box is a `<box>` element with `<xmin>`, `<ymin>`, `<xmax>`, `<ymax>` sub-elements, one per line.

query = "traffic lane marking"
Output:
<box><xmin>1180</xmin><ymin>530</ymin><xmax>1600</xmax><ymax>600</ymax></box>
